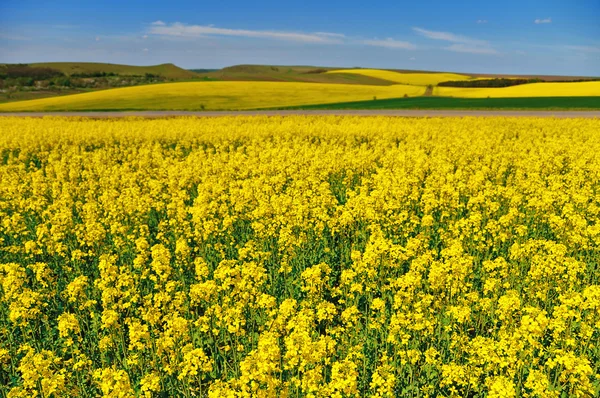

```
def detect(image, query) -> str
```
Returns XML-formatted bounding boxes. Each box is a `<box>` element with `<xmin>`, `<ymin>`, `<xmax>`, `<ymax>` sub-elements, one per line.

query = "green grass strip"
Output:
<box><xmin>277</xmin><ymin>96</ymin><xmax>600</xmax><ymax>110</ymax></box>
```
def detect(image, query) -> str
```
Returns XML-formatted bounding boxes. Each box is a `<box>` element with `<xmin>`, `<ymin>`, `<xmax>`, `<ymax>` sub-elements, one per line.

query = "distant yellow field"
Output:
<box><xmin>0</xmin><ymin>81</ymin><xmax>425</xmax><ymax>111</ymax></box>
<box><xmin>434</xmin><ymin>81</ymin><xmax>600</xmax><ymax>98</ymax></box>
<box><xmin>327</xmin><ymin>69</ymin><xmax>473</xmax><ymax>86</ymax></box>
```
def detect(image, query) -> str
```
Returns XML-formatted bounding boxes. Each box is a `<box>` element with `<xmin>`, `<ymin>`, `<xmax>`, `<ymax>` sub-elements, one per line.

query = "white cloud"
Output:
<box><xmin>413</xmin><ymin>27</ymin><xmax>485</xmax><ymax>45</ymax></box>
<box><xmin>409</xmin><ymin>57</ymin><xmax>416</xmax><ymax>61</ymax></box>
<box><xmin>565</xmin><ymin>45</ymin><xmax>600</xmax><ymax>53</ymax></box>
<box><xmin>360</xmin><ymin>38</ymin><xmax>416</xmax><ymax>50</ymax></box>
<box><xmin>445</xmin><ymin>43</ymin><xmax>498</xmax><ymax>55</ymax></box>
<box><xmin>0</xmin><ymin>33</ymin><xmax>31</xmax><ymax>41</ymax></box>
<box><xmin>314</xmin><ymin>32</ymin><xmax>346</xmax><ymax>38</ymax></box>
<box><xmin>477</xmin><ymin>20</ymin><xmax>488</xmax><ymax>24</ymax></box>
<box><xmin>534</xmin><ymin>18</ymin><xmax>552</xmax><ymax>24</ymax></box>
<box><xmin>95</xmin><ymin>36</ymin><xmax>100</xmax><ymax>42</ymax></box>
<box><xmin>142</xmin><ymin>35</ymin><xmax>148</xmax><ymax>39</ymax></box>
<box><xmin>413</xmin><ymin>27</ymin><xmax>498</xmax><ymax>55</ymax></box>
<box><xmin>143</xmin><ymin>48</ymin><xmax>149</xmax><ymax>52</ymax></box>
<box><xmin>149</xmin><ymin>22</ymin><xmax>344</xmax><ymax>44</ymax></box>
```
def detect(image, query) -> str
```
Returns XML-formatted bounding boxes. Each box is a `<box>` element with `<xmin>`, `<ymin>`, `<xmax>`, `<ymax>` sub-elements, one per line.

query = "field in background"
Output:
<box><xmin>0</xmin><ymin>81</ymin><xmax>425</xmax><ymax>111</ymax></box>
<box><xmin>2</xmin><ymin>82</ymin><xmax>599</xmax><ymax>112</ymax></box>
<box><xmin>195</xmin><ymin>65</ymin><xmax>600</xmax><ymax>85</ymax></box>
<box><xmin>326</xmin><ymin>69</ymin><xmax>474</xmax><ymax>86</ymax></box>
<box><xmin>434</xmin><ymin>81</ymin><xmax>600</xmax><ymax>98</ymax></box>
<box><xmin>1</xmin><ymin>63</ymin><xmax>599</xmax><ymax>111</ymax></box>
<box><xmin>284</xmin><ymin>96</ymin><xmax>600</xmax><ymax>110</ymax></box>
<box><xmin>0</xmin><ymin>89</ymin><xmax>87</xmax><ymax>103</ymax></box>
<box><xmin>193</xmin><ymin>65</ymin><xmax>396</xmax><ymax>85</ymax></box>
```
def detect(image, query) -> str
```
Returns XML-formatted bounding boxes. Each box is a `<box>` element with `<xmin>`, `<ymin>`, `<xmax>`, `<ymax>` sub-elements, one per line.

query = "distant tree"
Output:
<box><xmin>5</xmin><ymin>65</ymin><xmax>64</xmax><ymax>80</ymax></box>
<box><xmin>52</xmin><ymin>76</ymin><xmax>71</xmax><ymax>87</ymax></box>
<box><xmin>438</xmin><ymin>78</ymin><xmax>547</xmax><ymax>88</ymax></box>
<box><xmin>304</xmin><ymin>69</ymin><xmax>327</xmax><ymax>74</ymax></box>
<box><xmin>17</xmin><ymin>77</ymin><xmax>34</xmax><ymax>86</ymax></box>
<box><xmin>6</xmin><ymin>86</ymin><xmax>17</xmax><ymax>99</ymax></box>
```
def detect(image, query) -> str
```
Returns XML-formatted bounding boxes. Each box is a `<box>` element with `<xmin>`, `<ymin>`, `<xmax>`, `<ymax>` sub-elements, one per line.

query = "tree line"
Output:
<box><xmin>0</xmin><ymin>64</ymin><xmax>167</xmax><ymax>92</ymax></box>
<box><xmin>439</xmin><ymin>77</ymin><xmax>599</xmax><ymax>88</ymax></box>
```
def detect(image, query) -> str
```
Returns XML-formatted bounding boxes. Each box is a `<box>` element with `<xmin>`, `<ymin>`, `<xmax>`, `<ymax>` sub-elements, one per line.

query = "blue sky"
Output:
<box><xmin>1</xmin><ymin>0</ymin><xmax>599</xmax><ymax>75</ymax></box>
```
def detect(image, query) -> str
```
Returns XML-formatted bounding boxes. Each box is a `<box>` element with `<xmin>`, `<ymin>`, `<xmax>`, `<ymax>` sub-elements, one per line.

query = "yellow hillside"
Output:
<box><xmin>0</xmin><ymin>81</ymin><xmax>425</xmax><ymax>111</ymax></box>
<box><xmin>327</xmin><ymin>69</ymin><xmax>473</xmax><ymax>86</ymax></box>
<box><xmin>434</xmin><ymin>81</ymin><xmax>600</xmax><ymax>98</ymax></box>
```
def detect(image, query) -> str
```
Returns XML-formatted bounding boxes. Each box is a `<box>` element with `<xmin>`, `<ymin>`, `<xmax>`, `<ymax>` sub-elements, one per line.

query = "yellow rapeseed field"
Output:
<box><xmin>1</xmin><ymin>116</ymin><xmax>599</xmax><ymax>397</ymax></box>
<box><xmin>434</xmin><ymin>81</ymin><xmax>600</xmax><ymax>98</ymax></box>
<box><xmin>0</xmin><ymin>81</ymin><xmax>425</xmax><ymax>112</ymax></box>
<box><xmin>327</xmin><ymin>69</ymin><xmax>473</xmax><ymax>86</ymax></box>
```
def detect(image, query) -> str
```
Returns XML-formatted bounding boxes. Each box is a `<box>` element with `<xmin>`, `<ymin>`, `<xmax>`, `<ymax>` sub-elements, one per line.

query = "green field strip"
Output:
<box><xmin>274</xmin><ymin>96</ymin><xmax>600</xmax><ymax>110</ymax></box>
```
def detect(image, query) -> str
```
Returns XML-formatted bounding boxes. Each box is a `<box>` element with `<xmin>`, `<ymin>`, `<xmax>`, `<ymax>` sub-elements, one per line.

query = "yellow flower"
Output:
<box><xmin>178</xmin><ymin>344</ymin><xmax>213</xmax><ymax>380</ymax></box>
<box><xmin>94</xmin><ymin>367</ymin><xmax>135</xmax><ymax>398</ymax></box>
<box><xmin>140</xmin><ymin>372</ymin><xmax>161</xmax><ymax>397</ymax></box>
<box><xmin>57</xmin><ymin>312</ymin><xmax>80</xmax><ymax>340</ymax></box>
<box><xmin>1</xmin><ymin>116</ymin><xmax>600</xmax><ymax>397</ymax></box>
<box><xmin>486</xmin><ymin>376</ymin><xmax>516</xmax><ymax>398</ymax></box>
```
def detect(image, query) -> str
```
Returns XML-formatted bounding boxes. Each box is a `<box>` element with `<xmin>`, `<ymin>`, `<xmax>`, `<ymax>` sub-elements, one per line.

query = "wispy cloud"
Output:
<box><xmin>477</xmin><ymin>20</ymin><xmax>488</xmax><ymax>24</ymax></box>
<box><xmin>445</xmin><ymin>44</ymin><xmax>498</xmax><ymax>55</ymax></box>
<box><xmin>51</xmin><ymin>24</ymin><xmax>80</xmax><ymax>30</ymax></box>
<box><xmin>0</xmin><ymin>33</ymin><xmax>31</xmax><ymax>41</ymax></box>
<box><xmin>534</xmin><ymin>18</ymin><xmax>552</xmax><ymax>24</ymax></box>
<box><xmin>413</xmin><ymin>27</ymin><xmax>475</xmax><ymax>43</ymax></box>
<box><xmin>149</xmin><ymin>22</ymin><xmax>344</xmax><ymax>44</ymax></box>
<box><xmin>148</xmin><ymin>21</ymin><xmax>418</xmax><ymax>49</ymax></box>
<box><xmin>564</xmin><ymin>45</ymin><xmax>600</xmax><ymax>53</ymax></box>
<box><xmin>314</xmin><ymin>32</ymin><xmax>345</xmax><ymax>39</ymax></box>
<box><xmin>412</xmin><ymin>27</ymin><xmax>498</xmax><ymax>55</ymax></box>
<box><xmin>360</xmin><ymin>38</ymin><xmax>416</xmax><ymax>50</ymax></box>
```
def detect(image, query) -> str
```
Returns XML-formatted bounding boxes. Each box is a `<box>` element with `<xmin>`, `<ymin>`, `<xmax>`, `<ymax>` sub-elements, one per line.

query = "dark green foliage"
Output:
<box><xmin>0</xmin><ymin>64</ymin><xmax>65</xmax><ymax>80</ymax></box>
<box><xmin>70</xmin><ymin>71</ymin><xmax>118</xmax><ymax>78</ymax></box>
<box><xmin>304</xmin><ymin>69</ymin><xmax>328</xmax><ymax>74</ymax></box>
<box><xmin>439</xmin><ymin>78</ymin><xmax>600</xmax><ymax>88</ymax></box>
<box><xmin>188</xmin><ymin>69</ymin><xmax>219</xmax><ymax>73</ymax></box>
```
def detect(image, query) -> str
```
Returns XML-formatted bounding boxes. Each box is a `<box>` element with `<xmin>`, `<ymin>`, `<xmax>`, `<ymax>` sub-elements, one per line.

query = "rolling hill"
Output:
<box><xmin>434</xmin><ymin>82</ymin><xmax>600</xmax><ymax>98</ymax></box>
<box><xmin>197</xmin><ymin>65</ymin><xmax>600</xmax><ymax>85</ymax></box>
<box><xmin>30</xmin><ymin>62</ymin><xmax>199</xmax><ymax>79</ymax></box>
<box><xmin>194</xmin><ymin>65</ymin><xmax>396</xmax><ymax>85</ymax></box>
<box><xmin>1</xmin><ymin>63</ymin><xmax>599</xmax><ymax>111</ymax></box>
<box><xmin>0</xmin><ymin>81</ymin><xmax>425</xmax><ymax>111</ymax></box>
<box><xmin>326</xmin><ymin>69</ymin><xmax>475</xmax><ymax>86</ymax></box>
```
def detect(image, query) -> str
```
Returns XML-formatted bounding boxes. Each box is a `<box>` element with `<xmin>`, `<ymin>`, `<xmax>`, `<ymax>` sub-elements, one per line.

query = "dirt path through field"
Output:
<box><xmin>1</xmin><ymin>110</ymin><xmax>599</xmax><ymax>118</ymax></box>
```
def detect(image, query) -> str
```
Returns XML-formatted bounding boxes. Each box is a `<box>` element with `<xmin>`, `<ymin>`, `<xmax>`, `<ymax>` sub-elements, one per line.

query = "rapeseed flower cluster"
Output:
<box><xmin>0</xmin><ymin>116</ymin><xmax>599</xmax><ymax>397</ymax></box>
